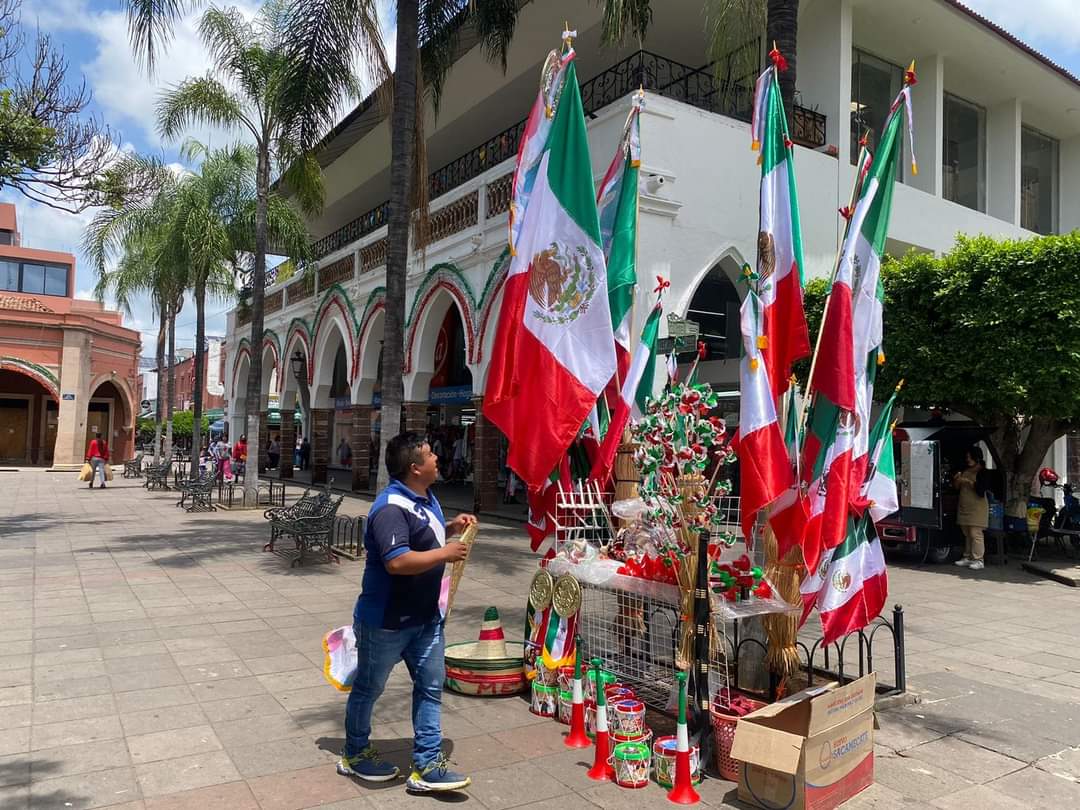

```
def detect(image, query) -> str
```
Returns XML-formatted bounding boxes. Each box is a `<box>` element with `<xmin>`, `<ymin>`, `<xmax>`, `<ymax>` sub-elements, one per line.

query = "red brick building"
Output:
<box><xmin>165</xmin><ymin>343</ymin><xmax>226</xmax><ymax>413</ymax></box>
<box><xmin>0</xmin><ymin>203</ymin><xmax>141</xmax><ymax>467</ymax></box>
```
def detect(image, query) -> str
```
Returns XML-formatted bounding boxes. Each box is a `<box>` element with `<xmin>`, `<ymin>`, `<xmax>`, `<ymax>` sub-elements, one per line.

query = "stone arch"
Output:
<box><xmin>311</xmin><ymin>305</ymin><xmax>354</xmax><ymax>409</ymax></box>
<box><xmin>680</xmin><ymin>247</ymin><xmax>747</xmax><ymax>363</ymax></box>
<box><xmin>280</xmin><ymin>322</ymin><xmax>311</xmax><ymax>411</ymax></box>
<box><xmin>87</xmin><ymin>372</ymin><xmax>136</xmax><ymax>431</ymax></box>
<box><xmin>404</xmin><ymin>263</ymin><xmax>477</xmax><ymax>372</ymax></box>
<box><xmin>354</xmin><ymin>288</ymin><xmax>386</xmax><ymax>405</ymax></box>
<box><xmin>231</xmin><ymin>341</ymin><xmax>252</xmax><ymax>403</ymax></box>
<box><xmin>474</xmin><ymin>249</ymin><xmax>511</xmax><ymax>367</ymax></box>
<box><xmin>262</xmin><ymin>329</ymin><xmax>281</xmax><ymax>387</ymax></box>
<box><xmin>405</xmin><ymin>286</ymin><xmax>474</xmax><ymax>402</ymax></box>
<box><xmin>0</xmin><ymin>357</ymin><xmax>59</xmax><ymax>401</ymax></box>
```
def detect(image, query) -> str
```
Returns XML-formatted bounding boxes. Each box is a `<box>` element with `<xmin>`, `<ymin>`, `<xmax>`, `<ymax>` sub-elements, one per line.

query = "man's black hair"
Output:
<box><xmin>386</xmin><ymin>432</ymin><xmax>427</xmax><ymax>479</ymax></box>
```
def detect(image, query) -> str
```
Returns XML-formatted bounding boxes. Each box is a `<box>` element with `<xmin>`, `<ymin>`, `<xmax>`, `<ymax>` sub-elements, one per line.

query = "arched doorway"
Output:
<box><xmin>0</xmin><ymin>368</ymin><xmax>58</xmax><ymax>464</ymax></box>
<box><xmin>685</xmin><ymin>260</ymin><xmax>742</xmax><ymax>365</ymax></box>
<box><xmin>424</xmin><ymin>303</ymin><xmax>473</xmax><ymax>483</ymax></box>
<box><xmin>86</xmin><ymin>379</ymin><xmax>134</xmax><ymax>462</ymax></box>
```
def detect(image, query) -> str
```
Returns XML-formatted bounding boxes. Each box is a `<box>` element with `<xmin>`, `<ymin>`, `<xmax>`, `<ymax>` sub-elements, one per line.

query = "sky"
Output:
<box><xmin>4</xmin><ymin>0</ymin><xmax>1080</xmax><ymax>360</ymax></box>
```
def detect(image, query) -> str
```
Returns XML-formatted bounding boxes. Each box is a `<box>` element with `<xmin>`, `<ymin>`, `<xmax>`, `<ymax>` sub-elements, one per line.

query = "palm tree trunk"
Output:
<box><xmin>378</xmin><ymin>0</ymin><xmax>419</xmax><ymax>491</ymax></box>
<box><xmin>153</xmin><ymin>302</ymin><xmax>166</xmax><ymax>465</ymax></box>
<box><xmin>243</xmin><ymin>147</ymin><xmax>270</xmax><ymax>506</ymax></box>
<box><xmin>164</xmin><ymin>302</ymin><xmax>176</xmax><ymax>466</ymax></box>
<box><xmin>191</xmin><ymin>279</ymin><xmax>206</xmax><ymax>478</ymax></box>
<box><xmin>767</xmin><ymin>0</ymin><xmax>799</xmax><ymax>123</ymax></box>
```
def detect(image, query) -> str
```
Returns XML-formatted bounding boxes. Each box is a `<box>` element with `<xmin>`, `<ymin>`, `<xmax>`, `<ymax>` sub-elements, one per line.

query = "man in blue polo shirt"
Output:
<box><xmin>338</xmin><ymin>431</ymin><xmax>475</xmax><ymax>792</ymax></box>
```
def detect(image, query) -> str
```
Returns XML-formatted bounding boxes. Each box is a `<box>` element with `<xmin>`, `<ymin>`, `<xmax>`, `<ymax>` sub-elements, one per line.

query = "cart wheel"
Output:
<box><xmin>917</xmin><ymin>529</ymin><xmax>954</xmax><ymax>564</ymax></box>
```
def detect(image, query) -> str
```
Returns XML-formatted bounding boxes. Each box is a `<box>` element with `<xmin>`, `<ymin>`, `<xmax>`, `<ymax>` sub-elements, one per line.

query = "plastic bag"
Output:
<box><xmin>322</xmin><ymin>626</ymin><xmax>357</xmax><ymax>691</ymax></box>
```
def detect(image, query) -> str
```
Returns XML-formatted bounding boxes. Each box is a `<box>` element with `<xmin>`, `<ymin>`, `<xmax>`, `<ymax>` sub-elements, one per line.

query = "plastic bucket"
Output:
<box><xmin>556</xmin><ymin>666</ymin><xmax>576</xmax><ymax>693</ymax></box>
<box><xmin>711</xmin><ymin>697</ymin><xmax>767</xmax><ymax>781</ymax></box>
<box><xmin>653</xmin><ymin>736</ymin><xmax>702</xmax><ymax>788</ymax></box>
<box><xmin>530</xmin><ymin>682</ymin><xmax>557</xmax><ymax>717</ymax></box>
<box><xmin>612</xmin><ymin>699</ymin><xmax>646</xmax><ymax>737</ymax></box>
<box><xmin>610</xmin><ymin>741</ymin><xmax>651</xmax><ymax>789</ymax></box>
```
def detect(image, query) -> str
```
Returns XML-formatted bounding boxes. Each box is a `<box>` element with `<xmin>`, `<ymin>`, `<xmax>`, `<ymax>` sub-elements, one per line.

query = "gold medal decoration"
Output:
<box><xmin>552</xmin><ymin>574</ymin><xmax>582</xmax><ymax>618</ymax></box>
<box><xmin>529</xmin><ymin>569</ymin><xmax>554</xmax><ymax>612</ymax></box>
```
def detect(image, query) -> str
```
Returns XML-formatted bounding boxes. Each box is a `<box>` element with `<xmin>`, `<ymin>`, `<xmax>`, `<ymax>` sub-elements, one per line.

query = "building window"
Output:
<box><xmin>0</xmin><ymin>231</ymin><xmax>11</xmax><ymax>246</ymax></box>
<box><xmin>44</xmin><ymin>265</ymin><xmax>67</xmax><ymax>296</ymax></box>
<box><xmin>851</xmin><ymin>49</ymin><xmax>904</xmax><ymax>178</ymax></box>
<box><xmin>0</xmin><ymin>260</ymin><xmax>17</xmax><ymax>291</ymax></box>
<box><xmin>1021</xmin><ymin>126</ymin><xmax>1058</xmax><ymax>234</ymax></box>
<box><xmin>942</xmin><ymin>94</ymin><xmax>986</xmax><ymax>212</ymax></box>
<box><xmin>21</xmin><ymin>263</ymin><xmax>45</xmax><ymax>295</ymax></box>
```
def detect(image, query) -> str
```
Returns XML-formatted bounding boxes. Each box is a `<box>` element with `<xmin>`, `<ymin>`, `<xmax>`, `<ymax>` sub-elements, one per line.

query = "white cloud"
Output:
<box><xmin>961</xmin><ymin>0</ymin><xmax>1080</xmax><ymax>59</ymax></box>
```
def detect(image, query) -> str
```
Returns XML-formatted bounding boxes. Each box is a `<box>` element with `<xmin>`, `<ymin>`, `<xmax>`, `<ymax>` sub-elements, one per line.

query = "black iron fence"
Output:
<box><xmin>312</xmin><ymin>49</ymin><xmax>828</xmax><ymax>260</ymax></box>
<box><xmin>331</xmin><ymin>515</ymin><xmax>365</xmax><ymax>560</ymax></box>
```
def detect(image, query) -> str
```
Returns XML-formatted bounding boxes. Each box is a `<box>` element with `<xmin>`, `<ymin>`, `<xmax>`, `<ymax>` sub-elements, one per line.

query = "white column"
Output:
<box><xmin>1059</xmin><ymin>135</ymin><xmax>1080</xmax><ymax>232</ymax></box>
<box><xmin>53</xmin><ymin>329</ymin><xmax>94</xmax><ymax>468</ymax></box>
<box><xmin>910</xmin><ymin>54</ymin><xmax>943</xmax><ymax>196</ymax></box>
<box><xmin>988</xmin><ymin>99</ymin><xmax>1021</xmax><ymax>225</ymax></box>
<box><xmin>796</xmin><ymin>0</ymin><xmax>852</xmax><ymax>165</ymax></box>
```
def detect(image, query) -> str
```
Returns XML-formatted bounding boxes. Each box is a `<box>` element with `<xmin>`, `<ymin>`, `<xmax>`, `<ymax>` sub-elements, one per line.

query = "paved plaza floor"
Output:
<box><xmin>0</xmin><ymin>468</ymin><xmax>1079</xmax><ymax>809</ymax></box>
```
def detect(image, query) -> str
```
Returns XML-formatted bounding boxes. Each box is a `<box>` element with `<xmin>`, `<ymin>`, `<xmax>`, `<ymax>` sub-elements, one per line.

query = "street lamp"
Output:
<box><xmin>290</xmin><ymin>350</ymin><xmax>306</xmax><ymax>380</ymax></box>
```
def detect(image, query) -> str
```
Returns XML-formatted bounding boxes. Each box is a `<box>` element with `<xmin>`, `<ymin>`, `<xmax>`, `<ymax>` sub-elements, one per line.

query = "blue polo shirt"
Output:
<box><xmin>355</xmin><ymin>480</ymin><xmax>448</xmax><ymax>630</ymax></box>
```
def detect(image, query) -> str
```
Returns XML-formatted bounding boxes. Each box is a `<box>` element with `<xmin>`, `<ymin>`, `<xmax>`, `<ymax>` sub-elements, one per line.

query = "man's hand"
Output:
<box><xmin>442</xmin><ymin>541</ymin><xmax>471</xmax><ymax>563</ymax></box>
<box><xmin>446</xmin><ymin>513</ymin><xmax>478</xmax><ymax>538</ymax></box>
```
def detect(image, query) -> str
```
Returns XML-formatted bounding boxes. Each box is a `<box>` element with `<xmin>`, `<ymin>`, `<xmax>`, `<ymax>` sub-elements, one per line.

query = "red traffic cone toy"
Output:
<box><xmin>667</xmin><ymin>671</ymin><xmax>700</xmax><ymax>804</ymax></box>
<box><xmin>564</xmin><ymin>638</ymin><xmax>590</xmax><ymax>748</ymax></box>
<box><xmin>585</xmin><ymin>657</ymin><xmax>615</xmax><ymax>781</ymax></box>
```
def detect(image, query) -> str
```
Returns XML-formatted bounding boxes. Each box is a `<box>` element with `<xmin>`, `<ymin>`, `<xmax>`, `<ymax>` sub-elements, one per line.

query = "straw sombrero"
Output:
<box><xmin>445</xmin><ymin>607</ymin><xmax>527</xmax><ymax>696</ymax></box>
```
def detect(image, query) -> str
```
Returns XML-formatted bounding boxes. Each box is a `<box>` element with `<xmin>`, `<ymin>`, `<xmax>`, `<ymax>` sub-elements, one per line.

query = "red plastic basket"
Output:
<box><xmin>710</xmin><ymin>697</ymin><xmax>767</xmax><ymax>782</ymax></box>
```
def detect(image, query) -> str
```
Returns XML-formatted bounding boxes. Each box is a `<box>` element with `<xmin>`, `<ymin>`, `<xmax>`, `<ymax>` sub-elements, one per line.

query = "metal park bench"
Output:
<box><xmin>144</xmin><ymin>461</ymin><xmax>172</xmax><ymax>491</ymax></box>
<box><xmin>122</xmin><ymin>453</ymin><xmax>144</xmax><ymax>478</ymax></box>
<box><xmin>263</xmin><ymin>480</ymin><xmax>343</xmax><ymax>566</ymax></box>
<box><xmin>176</xmin><ymin>472</ymin><xmax>216</xmax><ymax>513</ymax></box>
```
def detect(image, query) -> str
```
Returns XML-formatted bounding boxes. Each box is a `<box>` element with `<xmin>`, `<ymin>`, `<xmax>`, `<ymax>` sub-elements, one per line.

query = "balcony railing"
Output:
<box><xmin>309</xmin><ymin>49</ymin><xmax>827</xmax><ymax>263</ymax></box>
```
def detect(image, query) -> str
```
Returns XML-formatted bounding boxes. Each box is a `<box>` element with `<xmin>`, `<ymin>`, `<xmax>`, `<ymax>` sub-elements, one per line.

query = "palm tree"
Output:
<box><xmin>86</xmin><ymin>142</ymin><xmax>313</xmax><ymax>479</ymax></box>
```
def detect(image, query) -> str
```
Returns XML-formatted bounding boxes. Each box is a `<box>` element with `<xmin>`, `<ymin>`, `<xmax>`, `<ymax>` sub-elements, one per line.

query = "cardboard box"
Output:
<box><xmin>730</xmin><ymin>673</ymin><xmax>876</xmax><ymax>810</ymax></box>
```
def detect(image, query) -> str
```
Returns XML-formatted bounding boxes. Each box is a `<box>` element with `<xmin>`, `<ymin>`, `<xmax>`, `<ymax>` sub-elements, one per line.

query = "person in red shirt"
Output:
<box><xmin>85</xmin><ymin>433</ymin><xmax>110</xmax><ymax>489</ymax></box>
<box><xmin>232</xmin><ymin>435</ymin><xmax>248</xmax><ymax>477</ymax></box>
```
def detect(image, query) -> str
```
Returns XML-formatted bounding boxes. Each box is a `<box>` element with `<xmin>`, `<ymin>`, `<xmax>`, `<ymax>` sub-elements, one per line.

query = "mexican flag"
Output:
<box><xmin>596</xmin><ymin>92</ymin><xmax>642</xmax><ymax>393</ymax></box>
<box><xmin>735</xmin><ymin>288</ymin><xmax>794</xmax><ymax>546</ymax></box>
<box><xmin>847</xmin><ymin>93</ymin><xmax>908</xmax><ymax>498</ymax></box>
<box><xmin>799</xmin><ymin>85</ymin><xmax>910</xmax><ymax>573</ymax></box>
<box><xmin>484</xmin><ymin>54</ymin><xmax>616</xmax><ymax>489</ymax></box>
<box><xmin>590</xmin><ymin>302</ymin><xmax>661</xmax><ymax>482</ymax></box>
<box><xmin>801</xmin><ymin>390</ymin><xmax>897</xmax><ymax>631</ymax></box>
<box><xmin>749</xmin><ymin>63</ymin><xmax>810</xmax><ymax>401</ymax></box>
<box><xmin>527</xmin><ymin>454</ymin><xmax>571</xmax><ymax>560</ymax></box>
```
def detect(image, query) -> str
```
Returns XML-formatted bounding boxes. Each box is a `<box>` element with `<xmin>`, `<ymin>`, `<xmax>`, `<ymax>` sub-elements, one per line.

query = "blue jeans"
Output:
<box><xmin>90</xmin><ymin>457</ymin><xmax>106</xmax><ymax>485</ymax></box>
<box><xmin>344</xmin><ymin>618</ymin><xmax>445</xmax><ymax>768</ymax></box>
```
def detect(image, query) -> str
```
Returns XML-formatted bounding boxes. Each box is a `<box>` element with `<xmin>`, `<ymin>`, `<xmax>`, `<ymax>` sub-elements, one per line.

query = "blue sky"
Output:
<box><xmin>3</xmin><ymin>0</ymin><xmax>1079</xmax><ymax>359</ymax></box>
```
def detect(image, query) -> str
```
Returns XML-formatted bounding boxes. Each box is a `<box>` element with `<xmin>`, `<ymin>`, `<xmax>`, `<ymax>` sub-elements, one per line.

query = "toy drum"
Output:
<box><xmin>605</xmin><ymin>685</ymin><xmax>635</xmax><ymax>703</ymax></box>
<box><xmin>611</xmin><ymin>699</ymin><xmax>646</xmax><ymax>736</ymax></box>
<box><xmin>610</xmin><ymin>741</ymin><xmax>651</xmax><ymax>789</ymax></box>
<box><xmin>557</xmin><ymin>690</ymin><xmax>573</xmax><ymax>724</ymax></box>
<box><xmin>585</xmin><ymin>669</ymin><xmax>617</xmax><ymax>702</ymax></box>
<box><xmin>585</xmin><ymin>699</ymin><xmax>597</xmax><ymax>738</ymax></box>
<box><xmin>535</xmin><ymin>664</ymin><xmax>559</xmax><ymax>687</ymax></box>
<box><xmin>530</xmin><ymin>682</ymin><xmax>558</xmax><ymax>717</ymax></box>
<box><xmin>613</xmin><ymin>726</ymin><xmax>652</xmax><ymax>749</ymax></box>
<box><xmin>653</xmin><ymin>736</ymin><xmax>702</xmax><ymax>787</ymax></box>
<box><xmin>556</xmin><ymin>666</ymin><xmax>576</xmax><ymax>693</ymax></box>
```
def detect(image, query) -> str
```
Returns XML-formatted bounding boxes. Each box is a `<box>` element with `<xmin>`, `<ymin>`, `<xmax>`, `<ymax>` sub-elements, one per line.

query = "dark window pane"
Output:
<box><xmin>0</xmin><ymin>231</ymin><xmax>12</xmax><ymax>246</ymax></box>
<box><xmin>943</xmin><ymin>93</ymin><xmax>986</xmax><ymax>212</ymax></box>
<box><xmin>1021</xmin><ymin>127</ymin><xmax>1058</xmax><ymax>235</ymax></box>
<box><xmin>850</xmin><ymin>49</ymin><xmax>904</xmax><ymax>180</ymax></box>
<box><xmin>44</xmin><ymin>265</ymin><xmax>68</xmax><ymax>296</ymax></box>
<box><xmin>21</xmin><ymin>263</ymin><xmax>44</xmax><ymax>294</ymax></box>
<box><xmin>0</xmin><ymin>260</ymin><xmax>17</xmax><ymax>291</ymax></box>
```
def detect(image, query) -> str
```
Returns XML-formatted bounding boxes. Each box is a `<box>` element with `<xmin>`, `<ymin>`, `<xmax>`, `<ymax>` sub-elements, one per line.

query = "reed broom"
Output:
<box><xmin>762</xmin><ymin>525</ymin><xmax>804</xmax><ymax>677</ymax></box>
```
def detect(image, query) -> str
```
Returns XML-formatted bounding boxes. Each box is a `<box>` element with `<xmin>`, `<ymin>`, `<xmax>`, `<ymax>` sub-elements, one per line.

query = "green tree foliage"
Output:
<box><xmin>804</xmin><ymin>233</ymin><xmax>1080</xmax><ymax>511</ymax></box>
<box><xmin>170</xmin><ymin>410</ymin><xmax>210</xmax><ymax>442</ymax></box>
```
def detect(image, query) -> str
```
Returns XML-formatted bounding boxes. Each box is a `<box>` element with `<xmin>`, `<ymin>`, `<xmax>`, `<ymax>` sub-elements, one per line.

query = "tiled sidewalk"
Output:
<box><xmin>0</xmin><ymin>469</ymin><xmax>1078</xmax><ymax>809</ymax></box>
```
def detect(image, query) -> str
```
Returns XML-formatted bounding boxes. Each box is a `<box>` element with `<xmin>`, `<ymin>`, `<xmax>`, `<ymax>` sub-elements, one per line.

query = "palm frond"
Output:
<box><xmin>472</xmin><ymin>0</ymin><xmax>520</xmax><ymax>73</ymax></box>
<box><xmin>278</xmin><ymin>0</ymin><xmax>388</xmax><ymax>151</ymax></box>
<box><xmin>704</xmin><ymin>0</ymin><xmax>767</xmax><ymax>113</ymax></box>
<box><xmin>125</xmin><ymin>0</ymin><xmax>198</xmax><ymax>73</ymax></box>
<box><xmin>157</xmin><ymin>76</ymin><xmax>255</xmax><ymax>142</ymax></box>
<box><xmin>595</xmin><ymin>0</ymin><xmax>654</xmax><ymax>46</ymax></box>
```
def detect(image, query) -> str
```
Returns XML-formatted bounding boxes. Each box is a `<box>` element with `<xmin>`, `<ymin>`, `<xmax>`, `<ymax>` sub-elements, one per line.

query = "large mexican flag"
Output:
<box><xmin>484</xmin><ymin>55</ymin><xmax>616</xmax><ymax>489</ymax></box>
<box><xmin>750</xmin><ymin>63</ymin><xmax>810</xmax><ymax>401</ymax></box>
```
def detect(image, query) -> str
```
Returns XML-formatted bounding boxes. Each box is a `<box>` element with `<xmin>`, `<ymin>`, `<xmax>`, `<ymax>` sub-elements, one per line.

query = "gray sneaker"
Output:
<box><xmin>954</xmin><ymin>557</ymin><xmax>971</xmax><ymax>567</ymax></box>
<box><xmin>337</xmin><ymin>747</ymin><xmax>399</xmax><ymax>782</ymax></box>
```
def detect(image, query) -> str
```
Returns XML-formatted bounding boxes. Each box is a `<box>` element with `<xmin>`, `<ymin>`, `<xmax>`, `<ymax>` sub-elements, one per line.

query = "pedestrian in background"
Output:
<box><xmin>954</xmin><ymin>445</ymin><xmax>990</xmax><ymax>571</ymax></box>
<box><xmin>85</xmin><ymin>433</ymin><xmax>109</xmax><ymax>489</ymax></box>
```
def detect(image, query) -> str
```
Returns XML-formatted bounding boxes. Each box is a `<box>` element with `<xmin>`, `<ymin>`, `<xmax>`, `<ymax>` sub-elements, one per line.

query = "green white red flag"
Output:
<box><xmin>590</xmin><ymin>301</ymin><xmax>662</xmax><ymax>482</ymax></box>
<box><xmin>800</xmin><ymin>390</ymin><xmax>897</xmax><ymax>641</ymax></box>
<box><xmin>735</xmin><ymin>58</ymin><xmax>807</xmax><ymax>545</ymax></box>
<box><xmin>800</xmin><ymin>82</ymin><xmax>911</xmax><ymax>574</ymax></box>
<box><xmin>596</xmin><ymin>91</ymin><xmax>643</xmax><ymax>390</ymax></box>
<box><xmin>485</xmin><ymin>43</ymin><xmax>616</xmax><ymax>489</ymax></box>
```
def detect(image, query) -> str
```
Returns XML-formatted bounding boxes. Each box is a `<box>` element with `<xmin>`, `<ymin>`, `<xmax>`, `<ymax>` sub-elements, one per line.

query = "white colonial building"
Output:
<box><xmin>225</xmin><ymin>0</ymin><xmax>1080</xmax><ymax>509</ymax></box>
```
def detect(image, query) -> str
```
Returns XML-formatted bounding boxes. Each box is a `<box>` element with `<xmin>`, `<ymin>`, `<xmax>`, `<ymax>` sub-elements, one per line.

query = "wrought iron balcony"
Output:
<box><xmin>311</xmin><ymin>49</ymin><xmax>827</xmax><ymax>261</ymax></box>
